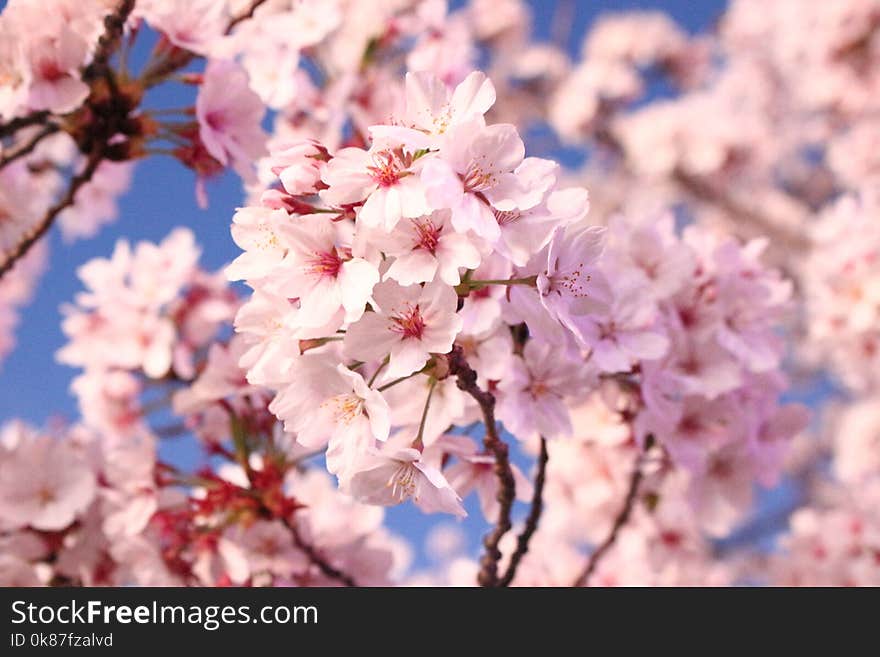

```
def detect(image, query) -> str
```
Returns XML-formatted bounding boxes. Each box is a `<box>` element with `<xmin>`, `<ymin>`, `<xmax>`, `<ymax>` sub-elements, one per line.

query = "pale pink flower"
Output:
<box><xmin>0</xmin><ymin>426</ymin><xmax>95</xmax><ymax>531</ymax></box>
<box><xmin>196</xmin><ymin>60</ymin><xmax>267</xmax><ymax>182</ymax></box>
<box><xmin>580</xmin><ymin>281</ymin><xmax>669</xmax><ymax>373</ymax></box>
<box><xmin>343</xmin><ymin>279</ymin><xmax>462</xmax><ymax>379</ymax></box>
<box><xmin>497</xmin><ymin>339</ymin><xmax>592</xmax><ymax>442</ymax></box>
<box><xmin>345</xmin><ymin>432</ymin><xmax>466</xmax><ymax>517</ymax></box>
<box><xmin>420</xmin><ymin>119</ymin><xmax>526</xmax><ymax>242</ymax></box>
<box><xmin>535</xmin><ymin>221</ymin><xmax>612</xmax><ymax>343</ymax></box>
<box><xmin>269</xmin><ymin>353</ymin><xmax>390</xmax><ymax>478</ymax></box>
<box><xmin>442</xmin><ymin>437</ymin><xmax>532</xmax><ymax>521</ymax></box>
<box><xmin>369</xmin><ymin>70</ymin><xmax>496</xmax><ymax>150</ymax></box>
<box><xmin>233</xmin><ymin>289</ymin><xmax>302</xmax><ymax>387</ymax></box>
<box><xmin>320</xmin><ymin>146</ymin><xmax>429</xmax><ymax>231</ymax></box>
<box><xmin>226</xmin><ymin>206</ymin><xmax>291</xmax><ymax>282</ymax></box>
<box><xmin>23</xmin><ymin>23</ymin><xmax>90</xmax><ymax>113</ymax></box>
<box><xmin>271</xmin><ymin>215</ymin><xmax>379</xmax><ymax>329</ymax></box>
<box><xmin>224</xmin><ymin>520</ymin><xmax>306</xmax><ymax>580</ymax></box>
<box><xmin>269</xmin><ymin>140</ymin><xmax>328</xmax><ymax>197</ymax></box>
<box><xmin>378</xmin><ymin>210</ymin><xmax>482</xmax><ymax>286</ymax></box>
<box><xmin>138</xmin><ymin>0</ymin><xmax>229</xmax><ymax>55</ymax></box>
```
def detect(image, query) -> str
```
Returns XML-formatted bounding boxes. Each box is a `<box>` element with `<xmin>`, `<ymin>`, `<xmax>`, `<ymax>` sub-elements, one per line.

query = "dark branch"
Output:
<box><xmin>0</xmin><ymin>0</ymin><xmax>136</xmax><ymax>278</ymax></box>
<box><xmin>0</xmin><ymin>146</ymin><xmax>104</xmax><ymax>277</ymax></box>
<box><xmin>282</xmin><ymin>517</ymin><xmax>358</xmax><ymax>587</ymax></box>
<box><xmin>572</xmin><ymin>451</ymin><xmax>644</xmax><ymax>587</ymax></box>
<box><xmin>226</xmin><ymin>0</ymin><xmax>271</xmax><ymax>34</ymax></box>
<box><xmin>0</xmin><ymin>124</ymin><xmax>60</xmax><ymax>171</ymax></box>
<box><xmin>499</xmin><ymin>436</ymin><xmax>548</xmax><ymax>587</ymax></box>
<box><xmin>83</xmin><ymin>0</ymin><xmax>136</xmax><ymax>82</ymax></box>
<box><xmin>446</xmin><ymin>345</ymin><xmax>517</xmax><ymax>588</ymax></box>
<box><xmin>0</xmin><ymin>111</ymin><xmax>51</xmax><ymax>139</ymax></box>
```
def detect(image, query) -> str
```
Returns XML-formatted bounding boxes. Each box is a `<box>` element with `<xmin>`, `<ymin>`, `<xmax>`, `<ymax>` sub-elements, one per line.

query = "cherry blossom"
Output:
<box><xmin>343</xmin><ymin>279</ymin><xmax>462</xmax><ymax>380</ymax></box>
<box><xmin>1</xmin><ymin>0</ymin><xmax>878</xmax><ymax>590</ymax></box>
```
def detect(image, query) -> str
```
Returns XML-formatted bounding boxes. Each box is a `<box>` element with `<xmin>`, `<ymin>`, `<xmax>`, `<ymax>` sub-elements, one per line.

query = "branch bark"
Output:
<box><xmin>281</xmin><ymin>517</ymin><xmax>358</xmax><ymax>587</ymax></box>
<box><xmin>446</xmin><ymin>345</ymin><xmax>517</xmax><ymax>588</ymax></box>
<box><xmin>498</xmin><ymin>436</ymin><xmax>548</xmax><ymax>587</ymax></box>
<box><xmin>0</xmin><ymin>111</ymin><xmax>51</xmax><ymax>139</ymax></box>
<box><xmin>0</xmin><ymin>124</ymin><xmax>60</xmax><ymax>171</ymax></box>
<box><xmin>572</xmin><ymin>451</ymin><xmax>644</xmax><ymax>587</ymax></box>
<box><xmin>0</xmin><ymin>146</ymin><xmax>104</xmax><ymax>277</ymax></box>
<box><xmin>0</xmin><ymin>0</ymin><xmax>137</xmax><ymax>278</ymax></box>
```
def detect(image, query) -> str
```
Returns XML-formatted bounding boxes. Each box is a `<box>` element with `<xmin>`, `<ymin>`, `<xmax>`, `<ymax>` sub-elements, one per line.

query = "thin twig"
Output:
<box><xmin>0</xmin><ymin>146</ymin><xmax>104</xmax><ymax>277</ymax></box>
<box><xmin>0</xmin><ymin>0</ymin><xmax>137</xmax><ymax>278</ymax></box>
<box><xmin>672</xmin><ymin>168</ymin><xmax>811</xmax><ymax>251</ymax></box>
<box><xmin>281</xmin><ymin>517</ymin><xmax>358</xmax><ymax>587</ymax></box>
<box><xmin>572</xmin><ymin>452</ymin><xmax>644</xmax><ymax>587</ymax></box>
<box><xmin>499</xmin><ymin>436</ymin><xmax>549</xmax><ymax>587</ymax></box>
<box><xmin>0</xmin><ymin>111</ymin><xmax>51</xmax><ymax>139</ymax></box>
<box><xmin>225</xmin><ymin>0</ymin><xmax>270</xmax><ymax>34</ymax></box>
<box><xmin>446</xmin><ymin>345</ymin><xmax>517</xmax><ymax>588</ymax></box>
<box><xmin>0</xmin><ymin>124</ymin><xmax>60</xmax><ymax>171</ymax></box>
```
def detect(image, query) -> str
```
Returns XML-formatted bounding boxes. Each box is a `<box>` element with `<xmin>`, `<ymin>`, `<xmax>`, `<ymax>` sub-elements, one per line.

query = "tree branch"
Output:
<box><xmin>281</xmin><ymin>516</ymin><xmax>358</xmax><ymax>587</ymax></box>
<box><xmin>672</xmin><ymin>168</ymin><xmax>811</xmax><ymax>251</ymax></box>
<box><xmin>225</xmin><ymin>0</ymin><xmax>270</xmax><ymax>34</ymax></box>
<box><xmin>0</xmin><ymin>124</ymin><xmax>60</xmax><ymax>171</ymax></box>
<box><xmin>0</xmin><ymin>146</ymin><xmax>104</xmax><ymax>277</ymax></box>
<box><xmin>83</xmin><ymin>0</ymin><xmax>136</xmax><ymax>82</ymax></box>
<box><xmin>498</xmin><ymin>436</ymin><xmax>548</xmax><ymax>587</ymax></box>
<box><xmin>0</xmin><ymin>111</ymin><xmax>51</xmax><ymax>139</ymax></box>
<box><xmin>446</xmin><ymin>345</ymin><xmax>517</xmax><ymax>588</ymax></box>
<box><xmin>572</xmin><ymin>451</ymin><xmax>644</xmax><ymax>587</ymax></box>
<box><xmin>0</xmin><ymin>0</ymin><xmax>137</xmax><ymax>278</ymax></box>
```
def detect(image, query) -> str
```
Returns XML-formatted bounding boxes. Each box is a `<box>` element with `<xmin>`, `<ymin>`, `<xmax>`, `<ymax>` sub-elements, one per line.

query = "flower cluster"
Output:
<box><xmin>802</xmin><ymin>190</ymin><xmax>880</xmax><ymax>392</ymax></box>
<box><xmin>3</xmin><ymin>0</ymin><xmax>880</xmax><ymax>588</ymax></box>
<box><xmin>57</xmin><ymin>228</ymin><xmax>237</xmax><ymax>435</ymax></box>
<box><xmin>228</xmin><ymin>70</ymin><xmax>804</xmax><ymax>539</ymax></box>
<box><xmin>0</xmin><ymin>418</ymin><xmax>408</xmax><ymax>586</ymax></box>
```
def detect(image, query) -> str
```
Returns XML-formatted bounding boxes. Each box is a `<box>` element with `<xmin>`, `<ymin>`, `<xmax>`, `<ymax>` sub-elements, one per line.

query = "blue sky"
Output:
<box><xmin>0</xmin><ymin>0</ymin><xmax>729</xmax><ymax>569</ymax></box>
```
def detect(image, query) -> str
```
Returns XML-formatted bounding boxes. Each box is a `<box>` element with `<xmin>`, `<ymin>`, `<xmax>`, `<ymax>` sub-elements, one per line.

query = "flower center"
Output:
<box><xmin>390</xmin><ymin>303</ymin><xmax>426</xmax><ymax>339</ymax></box>
<box><xmin>411</xmin><ymin>217</ymin><xmax>441</xmax><ymax>254</ymax></box>
<box><xmin>37</xmin><ymin>58</ymin><xmax>65</xmax><ymax>83</ymax></box>
<box><xmin>308</xmin><ymin>248</ymin><xmax>343</xmax><ymax>278</ymax></box>
<box><xmin>204</xmin><ymin>110</ymin><xmax>226</xmax><ymax>132</ymax></box>
<box><xmin>462</xmin><ymin>162</ymin><xmax>497</xmax><ymax>192</ymax></box>
<box><xmin>37</xmin><ymin>486</ymin><xmax>56</xmax><ymax>506</ymax></box>
<box><xmin>322</xmin><ymin>393</ymin><xmax>365</xmax><ymax>426</ymax></box>
<box><xmin>368</xmin><ymin>149</ymin><xmax>412</xmax><ymax>188</ymax></box>
<box><xmin>387</xmin><ymin>463</ymin><xmax>419</xmax><ymax>501</ymax></box>
<box><xmin>547</xmin><ymin>260</ymin><xmax>591</xmax><ymax>298</ymax></box>
<box><xmin>528</xmin><ymin>380</ymin><xmax>549</xmax><ymax>398</ymax></box>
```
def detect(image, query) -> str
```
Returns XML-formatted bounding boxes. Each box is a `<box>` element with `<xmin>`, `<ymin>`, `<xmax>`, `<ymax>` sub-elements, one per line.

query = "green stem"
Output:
<box><xmin>377</xmin><ymin>372</ymin><xmax>418</xmax><ymax>392</ymax></box>
<box><xmin>467</xmin><ymin>275</ymin><xmax>538</xmax><ymax>287</ymax></box>
<box><xmin>368</xmin><ymin>357</ymin><xmax>389</xmax><ymax>387</ymax></box>
<box><xmin>414</xmin><ymin>378</ymin><xmax>438</xmax><ymax>448</ymax></box>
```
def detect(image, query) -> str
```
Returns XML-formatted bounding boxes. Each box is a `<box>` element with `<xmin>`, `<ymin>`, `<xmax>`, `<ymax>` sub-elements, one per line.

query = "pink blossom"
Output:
<box><xmin>271</xmin><ymin>215</ymin><xmax>379</xmax><ymax>329</ymax></box>
<box><xmin>0</xmin><ymin>424</ymin><xmax>95</xmax><ymax>531</ymax></box>
<box><xmin>378</xmin><ymin>210</ymin><xmax>482</xmax><ymax>286</ymax></box>
<box><xmin>320</xmin><ymin>145</ymin><xmax>429</xmax><ymax>231</ymax></box>
<box><xmin>344</xmin><ymin>279</ymin><xmax>462</xmax><ymax>379</ymax></box>
<box><xmin>420</xmin><ymin>119</ymin><xmax>529</xmax><ymax>242</ymax></box>
<box><xmin>196</xmin><ymin>60</ymin><xmax>267</xmax><ymax>182</ymax></box>
<box><xmin>345</xmin><ymin>432</ymin><xmax>466</xmax><ymax>517</ymax></box>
